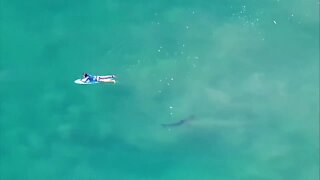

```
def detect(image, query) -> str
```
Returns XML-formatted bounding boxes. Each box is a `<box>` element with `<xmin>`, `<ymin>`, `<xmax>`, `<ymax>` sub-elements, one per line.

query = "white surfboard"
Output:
<box><xmin>74</xmin><ymin>79</ymin><xmax>100</xmax><ymax>85</ymax></box>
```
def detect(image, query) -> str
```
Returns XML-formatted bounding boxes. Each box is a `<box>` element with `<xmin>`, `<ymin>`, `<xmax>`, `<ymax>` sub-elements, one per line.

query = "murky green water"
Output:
<box><xmin>1</xmin><ymin>0</ymin><xmax>319</xmax><ymax>179</ymax></box>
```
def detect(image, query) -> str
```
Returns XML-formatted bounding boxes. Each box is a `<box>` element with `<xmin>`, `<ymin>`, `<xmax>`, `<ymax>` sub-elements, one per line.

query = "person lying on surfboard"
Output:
<box><xmin>82</xmin><ymin>73</ymin><xmax>116</xmax><ymax>83</ymax></box>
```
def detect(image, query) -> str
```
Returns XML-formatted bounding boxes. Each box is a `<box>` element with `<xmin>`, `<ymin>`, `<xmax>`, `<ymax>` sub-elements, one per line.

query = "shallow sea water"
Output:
<box><xmin>0</xmin><ymin>0</ymin><xmax>319</xmax><ymax>179</ymax></box>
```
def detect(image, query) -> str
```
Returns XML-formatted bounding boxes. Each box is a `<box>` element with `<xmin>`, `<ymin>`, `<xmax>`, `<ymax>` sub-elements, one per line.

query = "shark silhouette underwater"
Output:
<box><xmin>161</xmin><ymin>115</ymin><xmax>195</xmax><ymax>128</ymax></box>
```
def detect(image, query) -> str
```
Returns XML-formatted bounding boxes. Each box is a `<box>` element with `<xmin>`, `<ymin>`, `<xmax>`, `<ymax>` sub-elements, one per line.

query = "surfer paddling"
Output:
<box><xmin>82</xmin><ymin>73</ymin><xmax>116</xmax><ymax>83</ymax></box>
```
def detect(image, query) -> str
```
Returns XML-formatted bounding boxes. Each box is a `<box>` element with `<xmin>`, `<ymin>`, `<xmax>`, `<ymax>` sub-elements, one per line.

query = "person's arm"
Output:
<box><xmin>81</xmin><ymin>77</ymin><xmax>89</xmax><ymax>82</ymax></box>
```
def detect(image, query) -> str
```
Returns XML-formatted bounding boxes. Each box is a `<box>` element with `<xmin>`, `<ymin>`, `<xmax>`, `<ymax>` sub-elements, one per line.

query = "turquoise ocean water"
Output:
<box><xmin>1</xmin><ymin>0</ymin><xmax>319</xmax><ymax>179</ymax></box>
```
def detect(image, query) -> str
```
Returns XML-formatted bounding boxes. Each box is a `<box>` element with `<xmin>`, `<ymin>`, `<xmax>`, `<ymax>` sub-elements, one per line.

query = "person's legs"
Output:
<box><xmin>98</xmin><ymin>75</ymin><xmax>116</xmax><ymax>79</ymax></box>
<box><xmin>98</xmin><ymin>78</ymin><xmax>116</xmax><ymax>83</ymax></box>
